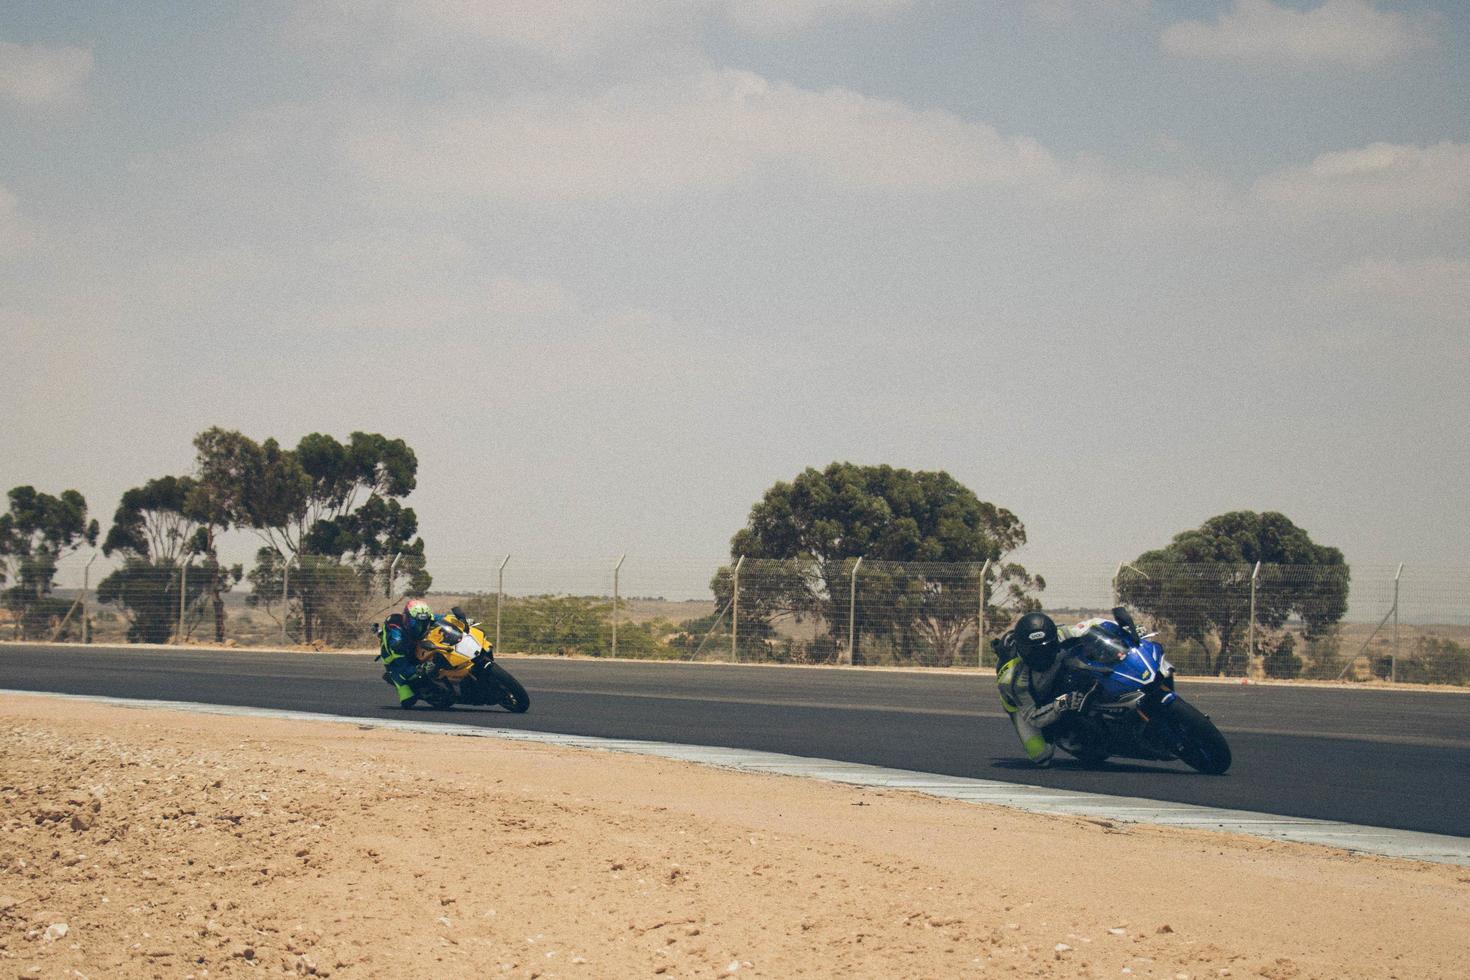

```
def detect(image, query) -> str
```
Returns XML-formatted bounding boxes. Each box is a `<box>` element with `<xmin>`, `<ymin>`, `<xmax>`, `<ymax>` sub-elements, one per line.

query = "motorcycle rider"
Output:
<box><xmin>379</xmin><ymin>599</ymin><xmax>440</xmax><ymax>708</ymax></box>
<box><xmin>994</xmin><ymin>611</ymin><xmax>1103</xmax><ymax>766</ymax></box>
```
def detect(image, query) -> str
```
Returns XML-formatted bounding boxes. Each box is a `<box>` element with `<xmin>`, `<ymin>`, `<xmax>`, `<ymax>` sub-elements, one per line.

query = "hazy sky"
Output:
<box><xmin>2</xmin><ymin>0</ymin><xmax>1467</xmax><ymax>591</ymax></box>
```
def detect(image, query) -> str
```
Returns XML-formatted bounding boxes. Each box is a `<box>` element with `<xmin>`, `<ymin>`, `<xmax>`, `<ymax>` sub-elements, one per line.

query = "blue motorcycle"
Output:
<box><xmin>1051</xmin><ymin>608</ymin><xmax>1231</xmax><ymax>775</ymax></box>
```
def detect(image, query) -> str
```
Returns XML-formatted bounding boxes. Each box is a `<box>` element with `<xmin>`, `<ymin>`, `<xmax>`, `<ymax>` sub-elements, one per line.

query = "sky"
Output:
<box><xmin>1</xmin><ymin>0</ymin><xmax>1467</xmax><ymax>596</ymax></box>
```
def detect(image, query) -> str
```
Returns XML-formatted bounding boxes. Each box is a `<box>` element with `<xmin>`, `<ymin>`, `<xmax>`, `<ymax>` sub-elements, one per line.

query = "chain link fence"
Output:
<box><xmin>11</xmin><ymin>555</ymin><xmax>1470</xmax><ymax>686</ymax></box>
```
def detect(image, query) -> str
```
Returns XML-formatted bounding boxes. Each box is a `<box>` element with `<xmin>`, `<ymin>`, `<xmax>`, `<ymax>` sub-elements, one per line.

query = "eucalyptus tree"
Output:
<box><xmin>98</xmin><ymin>475</ymin><xmax>199</xmax><ymax>643</ymax></box>
<box><xmin>717</xmin><ymin>463</ymin><xmax>1041</xmax><ymax>664</ymax></box>
<box><xmin>194</xmin><ymin>427</ymin><xmax>430</xmax><ymax>643</ymax></box>
<box><xmin>97</xmin><ymin>475</ymin><xmax>243</xmax><ymax>644</ymax></box>
<box><xmin>1117</xmin><ymin>511</ymin><xmax>1348</xmax><ymax>675</ymax></box>
<box><xmin>0</xmin><ymin>486</ymin><xmax>99</xmax><ymax>638</ymax></box>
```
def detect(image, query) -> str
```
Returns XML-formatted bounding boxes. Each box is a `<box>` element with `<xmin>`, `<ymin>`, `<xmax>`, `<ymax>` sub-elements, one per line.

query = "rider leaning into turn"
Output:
<box><xmin>379</xmin><ymin>599</ymin><xmax>440</xmax><ymax>708</ymax></box>
<box><xmin>995</xmin><ymin>611</ymin><xmax>1122</xmax><ymax>766</ymax></box>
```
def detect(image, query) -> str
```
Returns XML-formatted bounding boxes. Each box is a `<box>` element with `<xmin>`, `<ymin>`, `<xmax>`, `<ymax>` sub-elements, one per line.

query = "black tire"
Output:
<box><xmin>486</xmin><ymin>663</ymin><xmax>530</xmax><ymax>713</ymax></box>
<box><xmin>1166</xmin><ymin>700</ymin><xmax>1231</xmax><ymax>775</ymax></box>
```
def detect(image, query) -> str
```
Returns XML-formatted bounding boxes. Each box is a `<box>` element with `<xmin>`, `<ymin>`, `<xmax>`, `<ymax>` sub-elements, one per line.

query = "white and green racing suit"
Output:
<box><xmin>995</xmin><ymin>618</ymin><xmax>1115</xmax><ymax>765</ymax></box>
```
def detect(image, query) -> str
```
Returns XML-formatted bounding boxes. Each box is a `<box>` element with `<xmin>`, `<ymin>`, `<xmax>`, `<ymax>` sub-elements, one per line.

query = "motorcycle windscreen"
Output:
<box><xmin>1077</xmin><ymin>625</ymin><xmax>1130</xmax><ymax>666</ymax></box>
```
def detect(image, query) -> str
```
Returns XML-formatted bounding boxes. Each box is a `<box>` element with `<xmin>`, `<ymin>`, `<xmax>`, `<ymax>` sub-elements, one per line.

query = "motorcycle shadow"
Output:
<box><xmin>391</xmin><ymin>703</ymin><xmax>509</xmax><ymax>713</ymax></box>
<box><xmin>989</xmin><ymin>757</ymin><xmax>1198</xmax><ymax>776</ymax></box>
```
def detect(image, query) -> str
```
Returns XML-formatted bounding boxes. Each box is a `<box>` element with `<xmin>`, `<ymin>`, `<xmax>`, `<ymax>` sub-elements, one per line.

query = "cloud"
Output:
<box><xmin>1252</xmin><ymin>141</ymin><xmax>1470</xmax><ymax>215</ymax></box>
<box><xmin>1056</xmin><ymin>156</ymin><xmax>1244</xmax><ymax>227</ymax></box>
<box><xmin>1323</xmin><ymin>256</ymin><xmax>1470</xmax><ymax>322</ymax></box>
<box><xmin>1025</xmin><ymin>0</ymin><xmax>1150</xmax><ymax>25</ymax></box>
<box><xmin>0</xmin><ymin>40</ymin><xmax>94</xmax><ymax>105</ymax></box>
<box><xmin>343</xmin><ymin>69</ymin><xmax>1061</xmax><ymax>204</ymax></box>
<box><xmin>0</xmin><ymin>184</ymin><xmax>35</xmax><ymax>252</ymax></box>
<box><xmin>0</xmin><ymin>306</ymin><xmax>41</xmax><ymax>354</ymax></box>
<box><xmin>126</xmin><ymin>101</ymin><xmax>349</xmax><ymax>233</ymax></box>
<box><xmin>1161</xmin><ymin>0</ymin><xmax>1438</xmax><ymax>69</ymax></box>
<box><xmin>301</xmin><ymin>0</ymin><xmax>913</xmax><ymax>65</ymax></box>
<box><xmin>482</xmin><ymin>276</ymin><xmax>578</xmax><ymax>319</ymax></box>
<box><xmin>378</xmin><ymin>0</ymin><xmax>679</xmax><ymax>64</ymax></box>
<box><xmin>289</xmin><ymin>235</ymin><xmax>579</xmax><ymax>335</ymax></box>
<box><xmin>719</xmin><ymin>0</ymin><xmax>913</xmax><ymax>34</ymax></box>
<box><xmin>132</xmin><ymin>102</ymin><xmax>339</xmax><ymax>181</ymax></box>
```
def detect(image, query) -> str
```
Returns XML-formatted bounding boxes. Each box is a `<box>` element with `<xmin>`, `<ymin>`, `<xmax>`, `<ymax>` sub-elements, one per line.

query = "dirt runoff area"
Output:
<box><xmin>1</xmin><ymin>697</ymin><xmax>1467</xmax><ymax>980</ymax></box>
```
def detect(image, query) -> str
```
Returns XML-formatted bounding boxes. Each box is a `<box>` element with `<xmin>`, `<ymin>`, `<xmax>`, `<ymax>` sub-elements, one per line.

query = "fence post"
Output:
<box><xmin>280</xmin><ymin>557</ymin><xmax>290</xmax><ymax>646</ymax></box>
<box><xmin>612</xmin><ymin>554</ymin><xmax>626</xmax><ymax>658</ymax></box>
<box><xmin>178</xmin><ymin>558</ymin><xmax>189</xmax><ymax>643</ymax></box>
<box><xmin>847</xmin><ymin>556</ymin><xmax>863</xmax><ymax>666</ymax></box>
<box><xmin>496</xmin><ymin>555</ymin><xmax>509</xmax><ymax>653</ymax></box>
<box><xmin>731</xmin><ymin>555</ymin><xmax>745</xmax><ymax>663</ymax></box>
<box><xmin>1248</xmin><ymin>561</ymin><xmax>1261</xmax><ymax>676</ymax></box>
<box><xmin>1392</xmin><ymin>562</ymin><xmax>1403</xmax><ymax>683</ymax></box>
<box><xmin>83</xmin><ymin>552</ymin><xmax>96</xmax><ymax>644</ymax></box>
<box><xmin>978</xmin><ymin>558</ymin><xmax>991</xmax><ymax>668</ymax></box>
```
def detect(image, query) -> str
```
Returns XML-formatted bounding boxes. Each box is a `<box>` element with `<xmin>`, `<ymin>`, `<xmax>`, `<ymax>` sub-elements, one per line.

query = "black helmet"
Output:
<box><xmin>1013</xmin><ymin>612</ymin><xmax>1060</xmax><ymax>671</ymax></box>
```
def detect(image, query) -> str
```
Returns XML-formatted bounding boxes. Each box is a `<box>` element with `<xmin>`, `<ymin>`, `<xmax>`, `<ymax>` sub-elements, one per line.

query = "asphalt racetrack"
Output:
<box><xmin>4</xmin><ymin>644</ymin><xmax>1467</xmax><ymax>838</ymax></box>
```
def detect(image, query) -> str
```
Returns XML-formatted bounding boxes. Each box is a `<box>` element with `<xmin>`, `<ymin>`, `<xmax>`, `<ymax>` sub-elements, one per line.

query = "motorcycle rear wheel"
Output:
<box><xmin>1167</xmin><ymin>701</ymin><xmax>1231</xmax><ymax>775</ymax></box>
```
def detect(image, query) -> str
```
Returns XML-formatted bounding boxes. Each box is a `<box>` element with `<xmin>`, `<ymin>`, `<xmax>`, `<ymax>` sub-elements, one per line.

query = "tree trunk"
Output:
<box><xmin>212</xmin><ymin>588</ymin><xmax>226</xmax><ymax>643</ymax></box>
<box><xmin>1215</xmin><ymin>616</ymin><xmax>1240</xmax><ymax>676</ymax></box>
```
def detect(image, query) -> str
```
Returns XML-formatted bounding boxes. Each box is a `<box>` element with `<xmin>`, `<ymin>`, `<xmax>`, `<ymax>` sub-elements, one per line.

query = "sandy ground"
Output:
<box><xmin>1</xmin><ymin>696</ymin><xmax>1467</xmax><ymax>979</ymax></box>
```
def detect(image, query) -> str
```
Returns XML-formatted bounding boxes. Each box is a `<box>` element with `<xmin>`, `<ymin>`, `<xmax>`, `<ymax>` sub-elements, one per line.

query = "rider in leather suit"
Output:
<box><xmin>379</xmin><ymin>599</ymin><xmax>439</xmax><ymax>708</ymax></box>
<box><xmin>995</xmin><ymin>612</ymin><xmax>1123</xmax><ymax>766</ymax></box>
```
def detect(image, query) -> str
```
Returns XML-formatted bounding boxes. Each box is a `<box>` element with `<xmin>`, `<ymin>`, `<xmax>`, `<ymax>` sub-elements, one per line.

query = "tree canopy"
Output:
<box><xmin>193</xmin><ymin>428</ymin><xmax>429</xmax><ymax>642</ymax></box>
<box><xmin>0</xmin><ymin>486</ymin><xmax>99</xmax><ymax>638</ymax></box>
<box><xmin>102</xmin><ymin>475</ymin><xmax>197</xmax><ymax>562</ymax></box>
<box><xmin>193</xmin><ymin>429</ymin><xmax>421</xmax><ymax>560</ymax></box>
<box><xmin>97</xmin><ymin>474</ymin><xmax>242</xmax><ymax>644</ymax></box>
<box><xmin>1117</xmin><ymin>510</ymin><xmax>1348</xmax><ymax>674</ymax></box>
<box><xmin>718</xmin><ymin>463</ymin><xmax>1041</xmax><ymax>663</ymax></box>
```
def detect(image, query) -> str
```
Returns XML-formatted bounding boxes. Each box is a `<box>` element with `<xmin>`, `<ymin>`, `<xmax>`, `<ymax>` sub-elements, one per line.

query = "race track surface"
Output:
<box><xmin>3</xmin><ymin>645</ymin><xmax>1467</xmax><ymax>837</ymax></box>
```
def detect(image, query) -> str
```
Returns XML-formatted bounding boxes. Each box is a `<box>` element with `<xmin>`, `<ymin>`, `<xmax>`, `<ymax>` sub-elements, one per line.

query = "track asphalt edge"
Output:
<box><xmin>10</xmin><ymin>689</ymin><xmax>1467</xmax><ymax>868</ymax></box>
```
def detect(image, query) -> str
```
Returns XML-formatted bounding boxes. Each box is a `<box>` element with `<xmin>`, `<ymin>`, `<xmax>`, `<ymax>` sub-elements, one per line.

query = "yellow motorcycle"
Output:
<box><xmin>406</xmin><ymin>607</ymin><xmax>530</xmax><ymax>713</ymax></box>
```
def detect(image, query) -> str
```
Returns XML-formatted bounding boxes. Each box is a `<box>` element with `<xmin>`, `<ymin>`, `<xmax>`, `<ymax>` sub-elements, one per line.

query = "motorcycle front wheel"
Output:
<box><xmin>485</xmin><ymin>663</ymin><xmax>530</xmax><ymax>713</ymax></box>
<box><xmin>1166</xmin><ymin>700</ymin><xmax>1231</xmax><ymax>775</ymax></box>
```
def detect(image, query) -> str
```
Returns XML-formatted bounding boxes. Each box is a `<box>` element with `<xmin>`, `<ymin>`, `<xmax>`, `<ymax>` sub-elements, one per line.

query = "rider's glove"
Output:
<box><xmin>1055</xmin><ymin>690</ymin><xmax>1088</xmax><ymax>713</ymax></box>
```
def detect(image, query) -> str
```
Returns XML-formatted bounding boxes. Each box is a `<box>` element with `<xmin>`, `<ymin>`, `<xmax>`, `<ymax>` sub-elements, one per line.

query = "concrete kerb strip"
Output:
<box><xmin>7</xmin><ymin>689</ymin><xmax>1468</xmax><ymax>868</ymax></box>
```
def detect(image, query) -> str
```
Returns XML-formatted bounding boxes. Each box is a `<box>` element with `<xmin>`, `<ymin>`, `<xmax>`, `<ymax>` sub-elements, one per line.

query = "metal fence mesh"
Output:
<box><xmin>12</xmin><ymin>556</ymin><xmax>1470</xmax><ymax>686</ymax></box>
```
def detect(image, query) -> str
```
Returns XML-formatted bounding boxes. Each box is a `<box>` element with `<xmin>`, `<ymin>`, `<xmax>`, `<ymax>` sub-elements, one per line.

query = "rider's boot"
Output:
<box><xmin>384</xmin><ymin>671</ymin><xmax>419</xmax><ymax>708</ymax></box>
